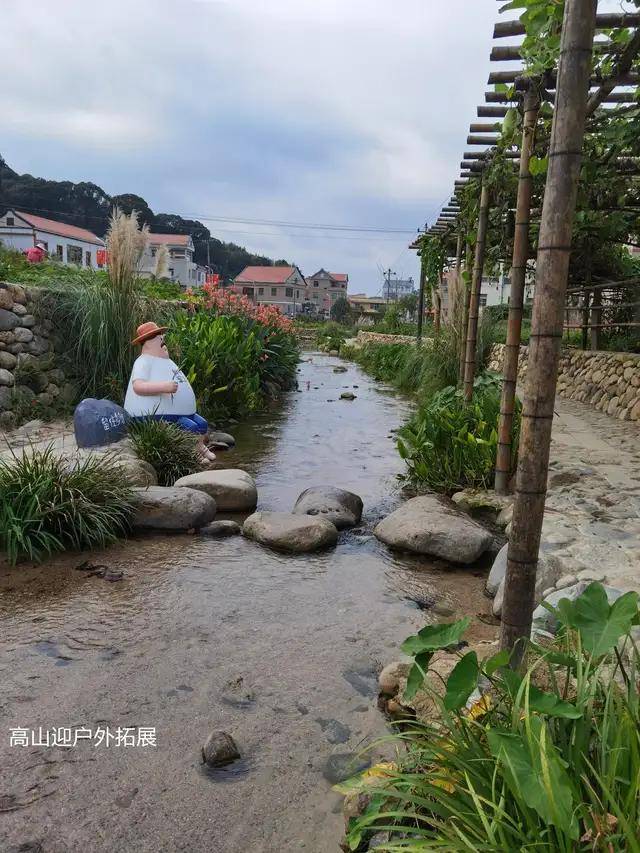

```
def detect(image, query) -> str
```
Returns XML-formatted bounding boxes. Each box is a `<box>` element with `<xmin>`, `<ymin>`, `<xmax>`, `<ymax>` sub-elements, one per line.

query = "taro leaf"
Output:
<box><xmin>488</xmin><ymin>717</ymin><xmax>577</xmax><ymax>837</ymax></box>
<box><xmin>444</xmin><ymin>652</ymin><xmax>479</xmax><ymax>711</ymax></box>
<box><xmin>401</xmin><ymin>617</ymin><xmax>470</xmax><ymax>656</ymax></box>
<box><xmin>403</xmin><ymin>651</ymin><xmax>432</xmax><ymax>702</ymax></box>
<box><xmin>556</xmin><ymin>582</ymin><xmax>639</xmax><ymax>658</ymax></box>
<box><xmin>498</xmin><ymin>668</ymin><xmax>581</xmax><ymax>718</ymax></box>
<box><xmin>483</xmin><ymin>648</ymin><xmax>510</xmax><ymax>676</ymax></box>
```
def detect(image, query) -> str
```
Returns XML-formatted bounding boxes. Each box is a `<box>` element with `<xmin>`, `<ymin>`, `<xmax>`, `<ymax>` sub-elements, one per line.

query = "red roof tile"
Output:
<box><xmin>148</xmin><ymin>233</ymin><xmax>191</xmax><ymax>246</ymax></box>
<box><xmin>15</xmin><ymin>211</ymin><xmax>104</xmax><ymax>246</ymax></box>
<box><xmin>330</xmin><ymin>272</ymin><xmax>348</xmax><ymax>282</ymax></box>
<box><xmin>234</xmin><ymin>265</ymin><xmax>297</xmax><ymax>284</ymax></box>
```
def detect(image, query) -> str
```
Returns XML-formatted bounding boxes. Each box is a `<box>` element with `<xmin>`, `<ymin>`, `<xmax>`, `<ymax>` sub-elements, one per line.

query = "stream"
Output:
<box><xmin>0</xmin><ymin>353</ymin><xmax>497</xmax><ymax>853</ymax></box>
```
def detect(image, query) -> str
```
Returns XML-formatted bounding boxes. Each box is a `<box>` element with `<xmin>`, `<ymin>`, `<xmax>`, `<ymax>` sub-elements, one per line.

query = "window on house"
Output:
<box><xmin>242</xmin><ymin>287</ymin><xmax>254</xmax><ymax>297</ymax></box>
<box><xmin>85</xmin><ymin>251</ymin><xmax>92</xmax><ymax>267</ymax></box>
<box><xmin>169</xmin><ymin>268</ymin><xmax>174</xmax><ymax>278</ymax></box>
<box><xmin>151</xmin><ymin>248</ymin><xmax>157</xmax><ymax>257</ymax></box>
<box><xmin>479</xmin><ymin>294</ymin><xmax>487</xmax><ymax>307</ymax></box>
<box><xmin>296</xmin><ymin>290</ymin><xmax>299</xmax><ymax>299</ymax></box>
<box><xmin>313</xmin><ymin>281</ymin><xmax>319</xmax><ymax>287</ymax></box>
<box><xmin>258</xmin><ymin>287</ymin><xmax>264</xmax><ymax>295</ymax></box>
<box><xmin>313</xmin><ymin>293</ymin><xmax>319</xmax><ymax>301</ymax></box>
<box><xmin>67</xmin><ymin>245</ymin><xmax>82</xmax><ymax>264</ymax></box>
<box><xmin>271</xmin><ymin>287</ymin><xmax>277</xmax><ymax>296</ymax></box>
<box><xmin>171</xmin><ymin>249</ymin><xmax>185</xmax><ymax>259</ymax></box>
<box><xmin>285</xmin><ymin>287</ymin><xmax>293</xmax><ymax>298</ymax></box>
<box><xmin>6</xmin><ymin>216</ymin><xmax>14</xmax><ymax>226</ymax></box>
<box><xmin>56</xmin><ymin>245</ymin><xmax>63</xmax><ymax>260</ymax></box>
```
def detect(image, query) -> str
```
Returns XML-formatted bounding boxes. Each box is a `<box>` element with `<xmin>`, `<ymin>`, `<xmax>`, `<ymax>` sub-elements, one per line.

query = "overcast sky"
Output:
<box><xmin>3</xmin><ymin>0</ymin><xmax>505</xmax><ymax>294</ymax></box>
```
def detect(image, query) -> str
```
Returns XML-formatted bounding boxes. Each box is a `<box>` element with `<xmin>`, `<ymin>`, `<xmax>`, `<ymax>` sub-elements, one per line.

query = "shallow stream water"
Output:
<box><xmin>0</xmin><ymin>353</ymin><xmax>497</xmax><ymax>853</ymax></box>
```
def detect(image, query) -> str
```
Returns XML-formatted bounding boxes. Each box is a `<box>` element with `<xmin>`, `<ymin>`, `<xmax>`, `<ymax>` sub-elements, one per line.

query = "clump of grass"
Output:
<box><xmin>0</xmin><ymin>446</ymin><xmax>135</xmax><ymax>565</ymax></box>
<box><xmin>340</xmin><ymin>583</ymin><xmax>640</xmax><ymax>851</ymax></box>
<box><xmin>53</xmin><ymin>209</ymin><xmax>148</xmax><ymax>399</ymax></box>
<box><xmin>128</xmin><ymin>418</ymin><xmax>201</xmax><ymax>485</ymax></box>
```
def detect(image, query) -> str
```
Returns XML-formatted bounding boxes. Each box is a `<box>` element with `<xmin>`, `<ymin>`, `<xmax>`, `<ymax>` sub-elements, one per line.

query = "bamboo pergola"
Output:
<box><xmin>409</xmin><ymin>0</ymin><xmax>640</xmax><ymax>654</ymax></box>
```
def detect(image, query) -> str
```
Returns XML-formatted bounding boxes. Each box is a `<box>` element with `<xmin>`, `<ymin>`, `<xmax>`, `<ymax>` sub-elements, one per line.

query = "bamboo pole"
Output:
<box><xmin>417</xmin><ymin>251</ymin><xmax>426</xmax><ymax>341</ymax></box>
<box><xmin>500</xmin><ymin>0</ymin><xmax>597</xmax><ymax>657</ymax></box>
<box><xmin>463</xmin><ymin>179</ymin><xmax>491</xmax><ymax>401</ymax></box>
<box><xmin>494</xmin><ymin>84</ymin><xmax>540</xmax><ymax>495</ymax></box>
<box><xmin>459</xmin><ymin>241</ymin><xmax>473</xmax><ymax>382</ymax></box>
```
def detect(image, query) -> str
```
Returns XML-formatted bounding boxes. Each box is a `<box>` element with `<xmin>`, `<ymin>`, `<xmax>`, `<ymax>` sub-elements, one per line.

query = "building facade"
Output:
<box><xmin>0</xmin><ymin>209</ymin><xmax>104</xmax><ymax>267</ymax></box>
<box><xmin>230</xmin><ymin>265</ymin><xmax>307</xmax><ymax>315</ymax></box>
<box><xmin>382</xmin><ymin>277</ymin><xmax>414</xmax><ymax>301</ymax></box>
<box><xmin>348</xmin><ymin>293</ymin><xmax>393</xmax><ymax>323</ymax></box>
<box><xmin>304</xmin><ymin>269</ymin><xmax>349</xmax><ymax>317</ymax></box>
<box><xmin>139</xmin><ymin>234</ymin><xmax>203</xmax><ymax>288</ymax></box>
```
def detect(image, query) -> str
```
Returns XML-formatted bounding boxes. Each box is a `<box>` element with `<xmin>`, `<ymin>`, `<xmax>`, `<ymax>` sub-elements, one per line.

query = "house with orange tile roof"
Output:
<box><xmin>0</xmin><ymin>209</ymin><xmax>104</xmax><ymax>268</ymax></box>
<box><xmin>230</xmin><ymin>265</ymin><xmax>307</xmax><ymax>315</ymax></box>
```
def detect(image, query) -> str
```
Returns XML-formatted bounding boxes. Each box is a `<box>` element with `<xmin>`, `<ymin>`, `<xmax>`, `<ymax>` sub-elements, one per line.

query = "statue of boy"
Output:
<box><xmin>124</xmin><ymin>322</ymin><xmax>216</xmax><ymax>462</ymax></box>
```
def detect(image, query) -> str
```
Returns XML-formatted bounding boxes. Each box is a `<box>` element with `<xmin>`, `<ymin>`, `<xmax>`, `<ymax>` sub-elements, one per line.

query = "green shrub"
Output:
<box><xmin>340</xmin><ymin>583</ymin><xmax>640</xmax><ymax>851</ymax></box>
<box><xmin>0</xmin><ymin>446</ymin><xmax>135</xmax><ymax>564</ymax></box>
<box><xmin>316</xmin><ymin>321</ymin><xmax>351</xmax><ymax>351</ymax></box>
<box><xmin>168</xmin><ymin>309</ymin><xmax>298</xmax><ymax>422</ymax></box>
<box><xmin>128</xmin><ymin>418</ymin><xmax>201</xmax><ymax>485</ymax></box>
<box><xmin>140</xmin><ymin>278</ymin><xmax>185</xmax><ymax>300</ymax></box>
<box><xmin>397</xmin><ymin>373</ymin><xmax>520</xmax><ymax>493</ymax></box>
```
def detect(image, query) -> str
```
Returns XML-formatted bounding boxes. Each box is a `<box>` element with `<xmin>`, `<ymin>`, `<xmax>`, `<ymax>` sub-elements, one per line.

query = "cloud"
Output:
<box><xmin>1</xmin><ymin>0</ymin><xmax>499</xmax><ymax>293</ymax></box>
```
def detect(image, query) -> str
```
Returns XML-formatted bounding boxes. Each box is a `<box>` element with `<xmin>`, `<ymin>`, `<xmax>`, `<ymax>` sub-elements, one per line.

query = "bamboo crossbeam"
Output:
<box><xmin>478</xmin><ymin>105</ymin><xmax>508</xmax><ymax>117</ymax></box>
<box><xmin>565</xmin><ymin>300</ymin><xmax>640</xmax><ymax>311</ymax></box>
<box><xmin>489</xmin><ymin>68</ymin><xmax>639</xmax><ymax>86</ymax></box>
<box><xmin>467</xmin><ymin>134</ymin><xmax>501</xmax><ymax>145</ymax></box>
<box><xmin>493</xmin><ymin>13</ymin><xmax>640</xmax><ymax>38</ymax></box>
<box><xmin>469</xmin><ymin>122</ymin><xmax>502</xmax><ymax>132</ymax></box>
<box><xmin>563</xmin><ymin>321</ymin><xmax>640</xmax><ymax>329</ymax></box>
<box><xmin>491</xmin><ymin>40</ymin><xmax>616</xmax><ymax>61</ymax></box>
<box><xmin>587</xmin><ymin>28</ymin><xmax>640</xmax><ymax>115</ymax></box>
<box><xmin>566</xmin><ymin>276</ymin><xmax>640</xmax><ymax>293</ymax></box>
<box><xmin>464</xmin><ymin>150</ymin><xmax>520</xmax><ymax>160</ymax></box>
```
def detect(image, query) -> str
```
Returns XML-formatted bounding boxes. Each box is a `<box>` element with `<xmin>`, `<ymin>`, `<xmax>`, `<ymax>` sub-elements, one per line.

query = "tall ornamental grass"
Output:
<box><xmin>55</xmin><ymin>209</ymin><xmax>148</xmax><ymax>399</ymax></box>
<box><xmin>0</xmin><ymin>446</ymin><xmax>135</xmax><ymax>565</ymax></box>
<box><xmin>339</xmin><ymin>582</ymin><xmax>640</xmax><ymax>852</ymax></box>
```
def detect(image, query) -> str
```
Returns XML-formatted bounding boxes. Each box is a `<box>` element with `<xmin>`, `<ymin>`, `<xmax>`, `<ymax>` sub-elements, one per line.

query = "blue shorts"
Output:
<box><xmin>133</xmin><ymin>413</ymin><xmax>209</xmax><ymax>435</ymax></box>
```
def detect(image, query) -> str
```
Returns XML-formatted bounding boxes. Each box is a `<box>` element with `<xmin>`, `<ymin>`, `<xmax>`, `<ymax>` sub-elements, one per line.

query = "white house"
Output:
<box><xmin>230</xmin><ymin>265</ymin><xmax>307</xmax><ymax>315</ymax></box>
<box><xmin>0</xmin><ymin>209</ymin><xmax>104</xmax><ymax>267</ymax></box>
<box><xmin>140</xmin><ymin>234</ymin><xmax>202</xmax><ymax>288</ymax></box>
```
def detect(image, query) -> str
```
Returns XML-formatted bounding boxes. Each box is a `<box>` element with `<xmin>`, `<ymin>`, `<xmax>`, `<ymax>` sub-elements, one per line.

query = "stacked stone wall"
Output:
<box><xmin>488</xmin><ymin>343</ymin><xmax>640</xmax><ymax>421</ymax></box>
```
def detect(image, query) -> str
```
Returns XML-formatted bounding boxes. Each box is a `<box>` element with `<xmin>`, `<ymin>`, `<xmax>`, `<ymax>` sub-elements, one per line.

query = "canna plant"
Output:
<box><xmin>339</xmin><ymin>582</ymin><xmax>640</xmax><ymax>852</ymax></box>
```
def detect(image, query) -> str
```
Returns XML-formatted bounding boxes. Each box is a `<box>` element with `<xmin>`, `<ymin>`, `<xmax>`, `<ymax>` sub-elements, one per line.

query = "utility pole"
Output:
<box><xmin>383</xmin><ymin>268</ymin><xmax>396</xmax><ymax>303</ymax></box>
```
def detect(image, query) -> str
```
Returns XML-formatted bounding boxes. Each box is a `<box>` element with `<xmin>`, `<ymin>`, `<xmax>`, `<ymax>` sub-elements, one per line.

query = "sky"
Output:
<box><xmin>2</xmin><ymin>0</ymin><xmax>504</xmax><ymax>294</ymax></box>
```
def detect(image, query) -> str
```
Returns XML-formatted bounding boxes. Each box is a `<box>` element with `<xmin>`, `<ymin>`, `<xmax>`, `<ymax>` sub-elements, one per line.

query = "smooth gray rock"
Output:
<box><xmin>73</xmin><ymin>398</ymin><xmax>128</xmax><ymax>448</ymax></box>
<box><xmin>340</xmin><ymin>391</ymin><xmax>356</xmax><ymax>400</ymax></box>
<box><xmin>0</xmin><ymin>309</ymin><xmax>19</xmax><ymax>331</ymax></box>
<box><xmin>208</xmin><ymin>430</ymin><xmax>236</xmax><ymax>449</ymax></box>
<box><xmin>489</xmin><ymin>544</ymin><xmax>563</xmax><ymax>617</ymax></box>
<box><xmin>200</xmin><ymin>519</ymin><xmax>241</xmax><ymax>538</ymax></box>
<box><xmin>0</xmin><ymin>368</ymin><xmax>14</xmax><ymax>387</ymax></box>
<box><xmin>132</xmin><ymin>486</ymin><xmax>216</xmax><ymax>531</ymax></box>
<box><xmin>13</xmin><ymin>327</ymin><xmax>34</xmax><ymax>343</ymax></box>
<box><xmin>374</xmin><ymin>495</ymin><xmax>492</xmax><ymax>564</ymax></box>
<box><xmin>175</xmin><ymin>469</ymin><xmax>256</xmax><ymax>511</ymax></box>
<box><xmin>243</xmin><ymin>511</ymin><xmax>338</xmax><ymax>553</ymax></box>
<box><xmin>202</xmin><ymin>731</ymin><xmax>240</xmax><ymax>767</ymax></box>
<box><xmin>293</xmin><ymin>486</ymin><xmax>363</xmax><ymax>530</ymax></box>
<box><xmin>0</xmin><ymin>351</ymin><xmax>17</xmax><ymax>370</ymax></box>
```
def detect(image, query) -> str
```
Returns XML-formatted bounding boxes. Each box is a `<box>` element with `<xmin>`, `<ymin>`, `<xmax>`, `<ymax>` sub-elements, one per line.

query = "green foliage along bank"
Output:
<box><xmin>343</xmin><ymin>329</ymin><xmax>519</xmax><ymax>493</ymax></box>
<box><xmin>340</xmin><ymin>582</ymin><xmax>640</xmax><ymax>851</ymax></box>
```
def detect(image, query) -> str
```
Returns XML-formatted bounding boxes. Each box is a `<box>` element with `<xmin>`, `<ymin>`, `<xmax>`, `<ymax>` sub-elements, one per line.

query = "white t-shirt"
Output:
<box><xmin>124</xmin><ymin>355</ymin><xmax>197</xmax><ymax>416</ymax></box>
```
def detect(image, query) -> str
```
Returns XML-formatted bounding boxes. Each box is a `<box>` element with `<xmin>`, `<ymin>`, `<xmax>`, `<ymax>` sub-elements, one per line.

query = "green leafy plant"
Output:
<box><xmin>340</xmin><ymin>582</ymin><xmax>640</xmax><ymax>851</ymax></box>
<box><xmin>127</xmin><ymin>418</ymin><xmax>201</xmax><ymax>486</ymax></box>
<box><xmin>397</xmin><ymin>373</ymin><xmax>521</xmax><ymax>493</ymax></box>
<box><xmin>0</xmin><ymin>446</ymin><xmax>135</xmax><ymax>564</ymax></box>
<box><xmin>316</xmin><ymin>321</ymin><xmax>351</xmax><ymax>351</ymax></box>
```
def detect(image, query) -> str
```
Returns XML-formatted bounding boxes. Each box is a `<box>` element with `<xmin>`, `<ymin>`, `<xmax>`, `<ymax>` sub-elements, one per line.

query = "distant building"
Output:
<box><xmin>304</xmin><ymin>269</ymin><xmax>349</xmax><ymax>317</ymax></box>
<box><xmin>440</xmin><ymin>266</ymin><xmax>534</xmax><ymax>322</ymax></box>
<box><xmin>382</xmin><ymin>277</ymin><xmax>414</xmax><ymax>301</ymax></box>
<box><xmin>0</xmin><ymin>209</ymin><xmax>104</xmax><ymax>268</ymax></box>
<box><xmin>348</xmin><ymin>293</ymin><xmax>393</xmax><ymax>324</ymax></box>
<box><xmin>140</xmin><ymin>234</ymin><xmax>203</xmax><ymax>288</ymax></box>
<box><xmin>230</xmin><ymin>265</ymin><xmax>307</xmax><ymax>315</ymax></box>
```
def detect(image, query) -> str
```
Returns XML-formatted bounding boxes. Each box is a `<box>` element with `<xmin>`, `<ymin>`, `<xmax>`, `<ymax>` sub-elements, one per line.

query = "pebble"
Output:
<box><xmin>202</xmin><ymin>731</ymin><xmax>240</xmax><ymax>767</ymax></box>
<box><xmin>340</xmin><ymin>392</ymin><xmax>357</xmax><ymax>400</ymax></box>
<box><xmin>555</xmin><ymin>574</ymin><xmax>578</xmax><ymax>590</ymax></box>
<box><xmin>200</xmin><ymin>520</ymin><xmax>242</xmax><ymax>538</ymax></box>
<box><xmin>322</xmin><ymin>752</ymin><xmax>370</xmax><ymax>784</ymax></box>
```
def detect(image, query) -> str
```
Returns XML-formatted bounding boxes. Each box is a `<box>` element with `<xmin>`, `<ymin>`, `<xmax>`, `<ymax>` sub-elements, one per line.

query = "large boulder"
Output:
<box><xmin>73</xmin><ymin>398</ymin><xmax>128</xmax><ymax>448</ymax></box>
<box><xmin>243</xmin><ymin>511</ymin><xmax>338</xmax><ymax>553</ymax></box>
<box><xmin>174</xmin><ymin>469</ymin><xmax>257</xmax><ymax>512</ymax></box>
<box><xmin>132</xmin><ymin>486</ymin><xmax>216</xmax><ymax>531</ymax></box>
<box><xmin>373</xmin><ymin>495</ymin><xmax>492</xmax><ymax>564</ymax></box>
<box><xmin>292</xmin><ymin>486</ymin><xmax>363</xmax><ymax>530</ymax></box>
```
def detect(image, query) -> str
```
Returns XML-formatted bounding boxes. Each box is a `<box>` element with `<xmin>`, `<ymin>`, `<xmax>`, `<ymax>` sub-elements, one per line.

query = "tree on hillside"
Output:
<box><xmin>111</xmin><ymin>193</ymin><xmax>155</xmax><ymax>228</ymax></box>
<box><xmin>330</xmin><ymin>295</ymin><xmax>353</xmax><ymax>324</ymax></box>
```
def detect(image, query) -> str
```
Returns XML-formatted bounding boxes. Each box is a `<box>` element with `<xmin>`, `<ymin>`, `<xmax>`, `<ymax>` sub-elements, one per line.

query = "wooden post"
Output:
<box><xmin>581</xmin><ymin>290</ymin><xmax>591</xmax><ymax>349</ymax></box>
<box><xmin>433</xmin><ymin>280</ymin><xmax>442</xmax><ymax>336</ymax></box>
<box><xmin>500</xmin><ymin>0</ymin><xmax>597</xmax><ymax>656</ymax></box>
<box><xmin>494</xmin><ymin>84</ymin><xmax>540</xmax><ymax>494</ymax></box>
<box><xmin>463</xmin><ymin>179</ymin><xmax>491</xmax><ymax>402</ymax></box>
<box><xmin>416</xmin><ymin>252</ymin><xmax>426</xmax><ymax>341</ymax></box>
<box><xmin>590</xmin><ymin>288</ymin><xmax>602</xmax><ymax>349</ymax></box>
<box><xmin>459</xmin><ymin>241</ymin><xmax>473</xmax><ymax>382</ymax></box>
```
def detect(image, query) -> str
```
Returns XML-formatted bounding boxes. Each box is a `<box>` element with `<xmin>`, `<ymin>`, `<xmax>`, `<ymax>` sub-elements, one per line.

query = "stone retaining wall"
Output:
<box><xmin>355</xmin><ymin>330</ymin><xmax>418</xmax><ymax>346</ymax></box>
<box><xmin>488</xmin><ymin>343</ymin><xmax>640</xmax><ymax>421</ymax></box>
<box><xmin>0</xmin><ymin>282</ymin><xmax>75</xmax><ymax>428</ymax></box>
